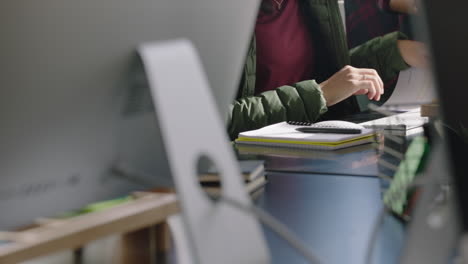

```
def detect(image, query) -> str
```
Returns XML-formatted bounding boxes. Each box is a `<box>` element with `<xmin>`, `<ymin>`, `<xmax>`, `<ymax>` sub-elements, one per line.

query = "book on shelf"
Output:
<box><xmin>201</xmin><ymin>175</ymin><xmax>268</xmax><ymax>196</ymax></box>
<box><xmin>199</xmin><ymin>159</ymin><xmax>267</xmax><ymax>197</ymax></box>
<box><xmin>198</xmin><ymin>159</ymin><xmax>265</xmax><ymax>183</ymax></box>
<box><xmin>235</xmin><ymin>122</ymin><xmax>377</xmax><ymax>150</ymax></box>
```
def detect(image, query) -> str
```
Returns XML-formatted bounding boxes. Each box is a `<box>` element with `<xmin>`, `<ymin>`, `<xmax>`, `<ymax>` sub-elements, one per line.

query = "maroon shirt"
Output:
<box><xmin>255</xmin><ymin>0</ymin><xmax>315</xmax><ymax>94</ymax></box>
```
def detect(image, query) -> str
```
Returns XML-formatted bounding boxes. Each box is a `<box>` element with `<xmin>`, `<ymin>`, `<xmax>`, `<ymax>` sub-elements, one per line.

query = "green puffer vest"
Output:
<box><xmin>227</xmin><ymin>0</ymin><xmax>409</xmax><ymax>140</ymax></box>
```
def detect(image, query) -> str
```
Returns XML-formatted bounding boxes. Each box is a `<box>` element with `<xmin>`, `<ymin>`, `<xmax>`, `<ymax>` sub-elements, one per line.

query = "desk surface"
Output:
<box><xmin>163</xmin><ymin>135</ymin><xmax>410</xmax><ymax>264</ymax></box>
<box><xmin>163</xmin><ymin>171</ymin><xmax>405</xmax><ymax>264</ymax></box>
<box><xmin>171</xmin><ymin>111</ymin><xmax>416</xmax><ymax>263</ymax></box>
<box><xmin>255</xmin><ymin>172</ymin><xmax>404</xmax><ymax>264</ymax></box>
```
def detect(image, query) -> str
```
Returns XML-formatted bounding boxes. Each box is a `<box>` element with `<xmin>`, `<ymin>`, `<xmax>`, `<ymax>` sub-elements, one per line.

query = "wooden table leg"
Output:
<box><xmin>119</xmin><ymin>226</ymin><xmax>156</xmax><ymax>264</ymax></box>
<box><xmin>119</xmin><ymin>221</ymin><xmax>172</xmax><ymax>264</ymax></box>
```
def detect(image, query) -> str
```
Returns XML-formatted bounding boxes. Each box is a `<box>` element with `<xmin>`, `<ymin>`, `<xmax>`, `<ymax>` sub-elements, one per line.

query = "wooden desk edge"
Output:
<box><xmin>0</xmin><ymin>193</ymin><xmax>179</xmax><ymax>264</ymax></box>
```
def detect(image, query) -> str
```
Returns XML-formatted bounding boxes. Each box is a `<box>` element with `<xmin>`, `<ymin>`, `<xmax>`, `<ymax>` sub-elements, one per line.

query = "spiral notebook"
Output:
<box><xmin>235</xmin><ymin>121</ymin><xmax>377</xmax><ymax>150</ymax></box>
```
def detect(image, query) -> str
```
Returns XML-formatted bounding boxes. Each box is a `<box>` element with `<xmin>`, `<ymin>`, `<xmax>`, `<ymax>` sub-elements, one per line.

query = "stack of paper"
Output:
<box><xmin>359</xmin><ymin>109</ymin><xmax>428</xmax><ymax>136</ymax></box>
<box><xmin>235</xmin><ymin>122</ymin><xmax>377</xmax><ymax>150</ymax></box>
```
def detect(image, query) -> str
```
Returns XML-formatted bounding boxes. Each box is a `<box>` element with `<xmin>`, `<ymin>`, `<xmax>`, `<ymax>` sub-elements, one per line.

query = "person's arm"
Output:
<box><xmin>389</xmin><ymin>0</ymin><xmax>418</xmax><ymax>14</ymax></box>
<box><xmin>397</xmin><ymin>40</ymin><xmax>429</xmax><ymax>68</ymax></box>
<box><xmin>350</xmin><ymin>31</ymin><xmax>429</xmax><ymax>74</ymax></box>
<box><xmin>227</xmin><ymin>80</ymin><xmax>327</xmax><ymax>140</ymax></box>
<box><xmin>378</xmin><ymin>0</ymin><xmax>418</xmax><ymax>14</ymax></box>
<box><xmin>349</xmin><ymin>31</ymin><xmax>410</xmax><ymax>85</ymax></box>
<box><xmin>227</xmin><ymin>66</ymin><xmax>384</xmax><ymax>140</ymax></box>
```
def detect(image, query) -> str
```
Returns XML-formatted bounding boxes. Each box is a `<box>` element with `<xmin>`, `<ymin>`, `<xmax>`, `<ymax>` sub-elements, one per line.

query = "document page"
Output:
<box><xmin>358</xmin><ymin>68</ymin><xmax>434</xmax><ymax>131</ymax></box>
<box><xmin>383</xmin><ymin>67</ymin><xmax>436</xmax><ymax>108</ymax></box>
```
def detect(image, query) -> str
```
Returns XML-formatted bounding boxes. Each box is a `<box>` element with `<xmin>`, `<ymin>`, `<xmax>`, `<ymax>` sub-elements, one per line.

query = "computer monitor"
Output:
<box><xmin>0</xmin><ymin>0</ymin><xmax>259</xmax><ymax>230</ymax></box>
<box><xmin>422</xmin><ymin>0</ymin><xmax>468</xmax><ymax>224</ymax></box>
<box><xmin>399</xmin><ymin>0</ymin><xmax>468</xmax><ymax>263</ymax></box>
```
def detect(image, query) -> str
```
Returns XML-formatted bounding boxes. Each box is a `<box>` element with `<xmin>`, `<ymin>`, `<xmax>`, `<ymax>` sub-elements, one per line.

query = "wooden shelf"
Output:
<box><xmin>0</xmin><ymin>192</ymin><xmax>179</xmax><ymax>264</ymax></box>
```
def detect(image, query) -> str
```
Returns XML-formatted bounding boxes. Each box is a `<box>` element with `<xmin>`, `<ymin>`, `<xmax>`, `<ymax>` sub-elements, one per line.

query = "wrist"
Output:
<box><xmin>397</xmin><ymin>40</ymin><xmax>428</xmax><ymax>68</ymax></box>
<box><xmin>318</xmin><ymin>82</ymin><xmax>331</xmax><ymax>106</ymax></box>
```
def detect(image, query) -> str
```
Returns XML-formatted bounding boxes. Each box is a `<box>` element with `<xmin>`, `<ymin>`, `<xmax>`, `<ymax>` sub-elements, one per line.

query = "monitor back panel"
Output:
<box><xmin>0</xmin><ymin>0</ymin><xmax>259</xmax><ymax>229</ymax></box>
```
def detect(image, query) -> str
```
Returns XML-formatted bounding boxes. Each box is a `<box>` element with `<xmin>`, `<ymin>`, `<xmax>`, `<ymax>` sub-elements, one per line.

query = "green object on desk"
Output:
<box><xmin>383</xmin><ymin>136</ymin><xmax>430</xmax><ymax>216</ymax></box>
<box><xmin>58</xmin><ymin>196</ymin><xmax>133</xmax><ymax>218</ymax></box>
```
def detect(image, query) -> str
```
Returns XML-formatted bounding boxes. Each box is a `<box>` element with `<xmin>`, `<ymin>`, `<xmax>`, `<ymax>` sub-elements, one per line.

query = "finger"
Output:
<box><xmin>366</xmin><ymin>71</ymin><xmax>384</xmax><ymax>93</ymax></box>
<box><xmin>362</xmin><ymin>80</ymin><xmax>377</xmax><ymax>100</ymax></box>
<box><xmin>354</xmin><ymin>89</ymin><xmax>369</xmax><ymax>95</ymax></box>
<box><xmin>341</xmin><ymin>65</ymin><xmax>355</xmax><ymax>73</ymax></box>
<box><xmin>356</xmin><ymin>68</ymin><xmax>384</xmax><ymax>93</ymax></box>
<box><xmin>365</xmin><ymin>74</ymin><xmax>383</xmax><ymax>98</ymax></box>
<box><xmin>373</xmin><ymin>74</ymin><xmax>384</xmax><ymax>95</ymax></box>
<box><xmin>356</xmin><ymin>68</ymin><xmax>380</xmax><ymax>76</ymax></box>
<box><xmin>350</xmin><ymin>69</ymin><xmax>383</xmax><ymax>91</ymax></box>
<box><xmin>349</xmin><ymin>73</ymin><xmax>382</xmax><ymax>99</ymax></box>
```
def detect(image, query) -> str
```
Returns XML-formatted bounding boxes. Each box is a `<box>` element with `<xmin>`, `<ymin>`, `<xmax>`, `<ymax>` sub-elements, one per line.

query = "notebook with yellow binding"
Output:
<box><xmin>235</xmin><ymin>121</ymin><xmax>377</xmax><ymax>150</ymax></box>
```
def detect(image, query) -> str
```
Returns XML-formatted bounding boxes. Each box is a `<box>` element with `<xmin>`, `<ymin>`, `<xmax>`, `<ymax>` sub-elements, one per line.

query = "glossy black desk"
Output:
<box><xmin>233</xmin><ymin>112</ymin><xmax>416</xmax><ymax>263</ymax></box>
<box><xmin>163</xmin><ymin>171</ymin><xmax>405</xmax><ymax>264</ymax></box>
<box><xmin>255</xmin><ymin>172</ymin><xmax>405</xmax><ymax>264</ymax></box>
<box><xmin>233</xmin><ymin>129</ymin><xmax>413</xmax><ymax>263</ymax></box>
<box><xmin>165</xmin><ymin>128</ymin><xmax>413</xmax><ymax>263</ymax></box>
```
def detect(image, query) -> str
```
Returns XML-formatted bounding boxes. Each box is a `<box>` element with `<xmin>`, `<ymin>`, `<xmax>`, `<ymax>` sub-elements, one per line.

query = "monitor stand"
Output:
<box><xmin>138</xmin><ymin>39</ymin><xmax>270</xmax><ymax>264</ymax></box>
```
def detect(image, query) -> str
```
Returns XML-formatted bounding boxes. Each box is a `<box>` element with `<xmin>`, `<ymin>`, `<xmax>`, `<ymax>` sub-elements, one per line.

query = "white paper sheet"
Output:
<box><xmin>384</xmin><ymin>67</ymin><xmax>436</xmax><ymax>108</ymax></box>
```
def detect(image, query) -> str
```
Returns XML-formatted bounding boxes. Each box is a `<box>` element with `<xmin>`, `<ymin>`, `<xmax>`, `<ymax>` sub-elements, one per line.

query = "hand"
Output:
<box><xmin>319</xmin><ymin>65</ymin><xmax>384</xmax><ymax>106</ymax></box>
<box><xmin>390</xmin><ymin>0</ymin><xmax>418</xmax><ymax>14</ymax></box>
<box><xmin>397</xmin><ymin>40</ymin><xmax>430</xmax><ymax>68</ymax></box>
